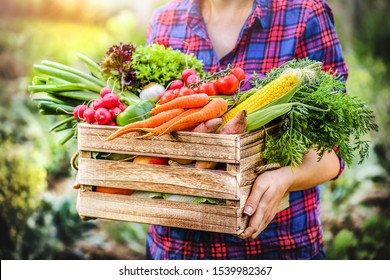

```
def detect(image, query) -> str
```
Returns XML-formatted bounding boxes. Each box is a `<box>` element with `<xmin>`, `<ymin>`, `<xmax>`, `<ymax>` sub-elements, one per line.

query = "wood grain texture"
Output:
<box><xmin>77</xmin><ymin>123</ymin><xmax>289</xmax><ymax>234</ymax></box>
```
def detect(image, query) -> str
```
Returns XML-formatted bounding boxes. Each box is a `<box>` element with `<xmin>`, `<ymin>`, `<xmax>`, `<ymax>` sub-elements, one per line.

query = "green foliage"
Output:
<box><xmin>131</xmin><ymin>43</ymin><xmax>205</xmax><ymax>89</ymax></box>
<box><xmin>103</xmin><ymin>222</ymin><xmax>148</xmax><ymax>255</ymax></box>
<box><xmin>258</xmin><ymin>59</ymin><xmax>378</xmax><ymax>167</ymax></box>
<box><xmin>325</xmin><ymin>215</ymin><xmax>390</xmax><ymax>260</ymax></box>
<box><xmin>15</xmin><ymin>193</ymin><xmax>97</xmax><ymax>260</ymax></box>
<box><xmin>0</xmin><ymin>140</ymin><xmax>47</xmax><ymax>259</ymax></box>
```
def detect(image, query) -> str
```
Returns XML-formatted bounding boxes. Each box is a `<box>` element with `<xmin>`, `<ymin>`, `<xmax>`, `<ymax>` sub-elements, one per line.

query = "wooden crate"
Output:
<box><xmin>76</xmin><ymin>123</ymin><xmax>289</xmax><ymax>235</ymax></box>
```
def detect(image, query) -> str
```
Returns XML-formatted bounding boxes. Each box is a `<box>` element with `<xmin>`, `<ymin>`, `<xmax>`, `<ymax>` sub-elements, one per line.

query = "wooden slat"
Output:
<box><xmin>79</xmin><ymin>191</ymin><xmax>241</xmax><ymax>234</ymax></box>
<box><xmin>78</xmin><ymin>123</ymin><xmax>241</xmax><ymax>163</ymax></box>
<box><xmin>78</xmin><ymin>158</ymin><xmax>240</xmax><ymax>200</ymax></box>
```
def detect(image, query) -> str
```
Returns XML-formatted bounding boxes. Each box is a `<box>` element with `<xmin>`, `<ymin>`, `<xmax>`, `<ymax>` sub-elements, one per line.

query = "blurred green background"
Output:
<box><xmin>0</xmin><ymin>0</ymin><xmax>389</xmax><ymax>260</ymax></box>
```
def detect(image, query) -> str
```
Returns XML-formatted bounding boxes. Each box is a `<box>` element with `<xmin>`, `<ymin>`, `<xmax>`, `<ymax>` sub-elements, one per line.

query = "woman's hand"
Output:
<box><xmin>238</xmin><ymin>149</ymin><xmax>341</xmax><ymax>239</ymax></box>
<box><xmin>238</xmin><ymin>167</ymin><xmax>292</xmax><ymax>239</ymax></box>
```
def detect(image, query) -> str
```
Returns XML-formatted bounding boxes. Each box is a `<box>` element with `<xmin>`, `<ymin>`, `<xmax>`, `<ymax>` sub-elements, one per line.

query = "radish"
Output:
<box><xmin>83</xmin><ymin>108</ymin><xmax>96</xmax><ymax>123</ymax></box>
<box><xmin>186</xmin><ymin>74</ymin><xmax>201</xmax><ymax>85</ymax></box>
<box><xmin>92</xmin><ymin>98</ymin><xmax>104</xmax><ymax>110</ymax></box>
<box><xmin>73</xmin><ymin>104</ymin><xmax>87</xmax><ymax>121</ymax></box>
<box><xmin>168</xmin><ymin>79</ymin><xmax>184</xmax><ymax>90</ymax></box>
<box><xmin>102</xmin><ymin>93</ymin><xmax>120</xmax><ymax>108</ymax></box>
<box><xmin>100</xmin><ymin>87</ymin><xmax>112</xmax><ymax>98</ymax></box>
<box><xmin>109</xmin><ymin>107</ymin><xmax>122</xmax><ymax>120</ymax></box>
<box><xmin>182</xmin><ymin>68</ymin><xmax>197</xmax><ymax>82</ymax></box>
<box><xmin>118</xmin><ymin>102</ymin><xmax>126</xmax><ymax>111</ymax></box>
<box><xmin>94</xmin><ymin>107</ymin><xmax>112</xmax><ymax>125</ymax></box>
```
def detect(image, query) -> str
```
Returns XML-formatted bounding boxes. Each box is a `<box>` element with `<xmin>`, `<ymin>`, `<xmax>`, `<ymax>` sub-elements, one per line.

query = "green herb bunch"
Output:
<box><xmin>256</xmin><ymin>59</ymin><xmax>378</xmax><ymax>167</ymax></box>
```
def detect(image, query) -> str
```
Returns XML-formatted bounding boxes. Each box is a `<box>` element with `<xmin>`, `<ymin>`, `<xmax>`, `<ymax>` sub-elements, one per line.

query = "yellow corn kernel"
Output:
<box><xmin>222</xmin><ymin>73</ymin><xmax>299</xmax><ymax>123</ymax></box>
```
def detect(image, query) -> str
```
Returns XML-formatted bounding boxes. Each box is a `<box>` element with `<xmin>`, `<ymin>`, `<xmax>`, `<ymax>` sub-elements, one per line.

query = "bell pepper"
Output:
<box><xmin>116</xmin><ymin>104</ymin><xmax>147</xmax><ymax>126</ymax></box>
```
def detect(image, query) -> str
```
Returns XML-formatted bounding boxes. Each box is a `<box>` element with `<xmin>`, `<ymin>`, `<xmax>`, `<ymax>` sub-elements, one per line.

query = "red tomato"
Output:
<box><xmin>215</xmin><ymin>74</ymin><xmax>239</xmax><ymax>95</ymax></box>
<box><xmin>230</xmin><ymin>67</ymin><xmax>246</xmax><ymax>81</ymax></box>
<box><xmin>178</xmin><ymin>87</ymin><xmax>195</xmax><ymax>97</ymax></box>
<box><xmin>159</xmin><ymin>90</ymin><xmax>176</xmax><ymax>104</ymax></box>
<box><xmin>198</xmin><ymin>82</ymin><xmax>219</xmax><ymax>96</ymax></box>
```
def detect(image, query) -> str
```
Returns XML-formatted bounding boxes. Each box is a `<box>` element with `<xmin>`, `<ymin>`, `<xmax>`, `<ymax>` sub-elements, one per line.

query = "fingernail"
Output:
<box><xmin>244</xmin><ymin>205</ymin><xmax>253</xmax><ymax>216</ymax></box>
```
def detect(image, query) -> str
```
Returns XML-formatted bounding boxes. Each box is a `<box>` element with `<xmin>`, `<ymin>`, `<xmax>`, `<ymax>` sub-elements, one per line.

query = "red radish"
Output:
<box><xmin>73</xmin><ymin>104</ymin><xmax>87</xmax><ymax>120</ymax></box>
<box><xmin>102</xmin><ymin>93</ymin><xmax>120</xmax><ymax>108</ymax></box>
<box><xmin>109</xmin><ymin>107</ymin><xmax>122</xmax><ymax>120</ymax></box>
<box><xmin>169</xmin><ymin>79</ymin><xmax>185</xmax><ymax>90</ymax></box>
<box><xmin>186</xmin><ymin>74</ymin><xmax>201</xmax><ymax>85</ymax></box>
<box><xmin>100</xmin><ymin>87</ymin><xmax>112</xmax><ymax>98</ymax></box>
<box><xmin>107</xmin><ymin>121</ymin><xmax>117</xmax><ymax>126</ymax></box>
<box><xmin>182</xmin><ymin>68</ymin><xmax>197</xmax><ymax>81</ymax></box>
<box><xmin>83</xmin><ymin>108</ymin><xmax>96</xmax><ymax>123</ymax></box>
<box><xmin>94</xmin><ymin>107</ymin><xmax>112</xmax><ymax>125</ymax></box>
<box><xmin>92</xmin><ymin>98</ymin><xmax>104</xmax><ymax>110</ymax></box>
<box><xmin>118</xmin><ymin>102</ymin><xmax>126</xmax><ymax>111</ymax></box>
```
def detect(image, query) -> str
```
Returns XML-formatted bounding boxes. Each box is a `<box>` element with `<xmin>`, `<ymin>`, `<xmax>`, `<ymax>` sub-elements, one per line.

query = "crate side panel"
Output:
<box><xmin>78</xmin><ymin>158</ymin><xmax>239</xmax><ymax>200</ymax></box>
<box><xmin>79</xmin><ymin>191</ymin><xmax>240</xmax><ymax>234</ymax></box>
<box><xmin>78</xmin><ymin>124</ymin><xmax>240</xmax><ymax>162</ymax></box>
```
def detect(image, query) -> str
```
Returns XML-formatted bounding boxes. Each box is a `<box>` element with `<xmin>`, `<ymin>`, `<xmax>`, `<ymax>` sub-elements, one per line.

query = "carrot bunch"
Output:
<box><xmin>105</xmin><ymin>93</ymin><xmax>228</xmax><ymax>141</ymax></box>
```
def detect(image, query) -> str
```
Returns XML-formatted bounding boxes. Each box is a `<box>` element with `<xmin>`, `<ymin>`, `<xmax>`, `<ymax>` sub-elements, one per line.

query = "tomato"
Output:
<box><xmin>198</xmin><ymin>82</ymin><xmax>219</xmax><ymax>96</ymax></box>
<box><xmin>159</xmin><ymin>90</ymin><xmax>177</xmax><ymax>104</ymax></box>
<box><xmin>181</xmin><ymin>68</ymin><xmax>197</xmax><ymax>82</ymax></box>
<box><xmin>178</xmin><ymin>87</ymin><xmax>195</xmax><ymax>97</ymax></box>
<box><xmin>230</xmin><ymin>67</ymin><xmax>246</xmax><ymax>82</ymax></box>
<box><xmin>215</xmin><ymin>74</ymin><xmax>239</xmax><ymax>95</ymax></box>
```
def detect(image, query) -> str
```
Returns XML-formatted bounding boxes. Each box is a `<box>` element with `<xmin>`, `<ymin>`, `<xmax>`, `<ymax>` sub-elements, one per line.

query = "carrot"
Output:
<box><xmin>160</xmin><ymin>98</ymin><xmax>228</xmax><ymax>135</ymax></box>
<box><xmin>105</xmin><ymin>108</ymin><xmax>185</xmax><ymax>141</ymax></box>
<box><xmin>139</xmin><ymin>108</ymin><xmax>202</xmax><ymax>138</ymax></box>
<box><xmin>150</xmin><ymin>93</ymin><xmax>210</xmax><ymax>115</ymax></box>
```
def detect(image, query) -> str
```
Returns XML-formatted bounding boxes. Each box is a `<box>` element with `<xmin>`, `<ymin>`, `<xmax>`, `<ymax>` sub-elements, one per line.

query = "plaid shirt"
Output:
<box><xmin>145</xmin><ymin>0</ymin><xmax>348</xmax><ymax>260</ymax></box>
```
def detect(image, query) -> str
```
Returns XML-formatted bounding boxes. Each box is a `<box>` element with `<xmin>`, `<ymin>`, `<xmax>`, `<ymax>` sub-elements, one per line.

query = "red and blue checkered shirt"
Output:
<box><xmin>145</xmin><ymin>0</ymin><xmax>348</xmax><ymax>260</ymax></box>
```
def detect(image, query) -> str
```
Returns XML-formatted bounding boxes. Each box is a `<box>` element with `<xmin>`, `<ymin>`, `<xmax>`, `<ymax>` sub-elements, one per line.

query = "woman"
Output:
<box><xmin>146</xmin><ymin>0</ymin><xmax>348</xmax><ymax>259</ymax></box>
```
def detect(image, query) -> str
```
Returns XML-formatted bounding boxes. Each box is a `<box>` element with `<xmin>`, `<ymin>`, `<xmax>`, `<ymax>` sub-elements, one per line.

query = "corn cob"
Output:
<box><xmin>222</xmin><ymin>70</ymin><xmax>301</xmax><ymax>123</ymax></box>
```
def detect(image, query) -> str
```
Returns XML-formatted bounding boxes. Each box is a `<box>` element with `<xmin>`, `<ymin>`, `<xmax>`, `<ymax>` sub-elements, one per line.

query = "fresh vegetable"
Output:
<box><xmin>197</xmin><ymin>81</ymin><xmax>219</xmax><ymax>96</ymax></box>
<box><xmin>99</xmin><ymin>42</ymin><xmax>137</xmax><ymax>91</ymax></box>
<box><xmin>215</xmin><ymin>73</ymin><xmax>239</xmax><ymax>95</ymax></box>
<box><xmin>191</xmin><ymin>118</ymin><xmax>223</xmax><ymax>133</ymax></box>
<box><xmin>150</xmin><ymin>93</ymin><xmax>210</xmax><ymax>115</ymax></box>
<box><xmin>73</xmin><ymin>104</ymin><xmax>87</xmax><ymax>121</ymax></box>
<box><xmin>168</xmin><ymin>79</ymin><xmax>185</xmax><ymax>90</ymax></box>
<box><xmin>95</xmin><ymin>186</ymin><xmax>134</xmax><ymax>196</ymax></box>
<box><xmin>160</xmin><ymin>98</ymin><xmax>228</xmax><ymax>135</ymax></box>
<box><xmin>244</xmin><ymin>58</ymin><xmax>378</xmax><ymax>168</ymax></box>
<box><xmin>116</xmin><ymin>103</ymin><xmax>148</xmax><ymax>126</ymax></box>
<box><xmin>131</xmin><ymin>44</ymin><xmax>204</xmax><ymax>90</ymax></box>
<box><xmin>218</xmin><ymin>110</ymin><xmax>247</xmax><ymax>134</ymax></box>
<box><xmin>159</xmin><ymin>90</ymin><xmax>177</xmax><ymax>105</ymax></box>
<box><xmin>139</xmin><ymin>82</ymin><xmax>165</xmax><ymax>102</ymax></box>
<box><xmin>195</xmin><ymin>161</ymin><xmax>218</xmax><ymax>169</ymax></box>
<box><xmin>230</xmin><ymin>66</ymin><xmax>246</xmax><ymax>82</ymax></box>
<box><xmin>182</xmin><ymin>68</ymin><xmax>198</xmax><ymax>82</ymax></box>
<box><xmin>139</xmin><ymin>108</ymin><xmax>203</xmax><ymax>138</ymax></box>
<box><xmin>105</xmin><ymin>108</ymin><xmax>185</xmax><ymax>141</ymax></box>
<box><xmin>222</xmin><ymin>65</ymin><xmax>316</xmax><ymax>123</ymax></box>
<box><xmin>186</xmin><ymin>74</ymin><xmax>201</xmax><ymax>85</ymax></box>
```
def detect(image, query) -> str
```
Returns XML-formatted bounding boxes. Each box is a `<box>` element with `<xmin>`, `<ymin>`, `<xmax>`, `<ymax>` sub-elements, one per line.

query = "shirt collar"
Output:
<box><xmin>185</xmin><ymin>0</ymin><xmax>269</xmax><ymax>31</ymax></box>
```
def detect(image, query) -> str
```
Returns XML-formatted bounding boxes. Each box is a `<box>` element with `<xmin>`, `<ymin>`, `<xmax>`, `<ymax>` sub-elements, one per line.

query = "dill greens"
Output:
<box><xmin>253</xmin><ymin>59</ymin><xmax>378</xmax><ymax>168</ymax></box>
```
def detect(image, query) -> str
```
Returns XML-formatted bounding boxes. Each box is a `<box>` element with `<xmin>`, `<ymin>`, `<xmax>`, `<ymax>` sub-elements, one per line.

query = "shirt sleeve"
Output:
<box><xmin>298</xmin><ymin>1</ymin><xmax>348</xmax><ymax>179</ymax></box>
<box><xmin>297</xmin><ymin>1</ymin><xmax>348</xmax><ymax>81</ymax></box>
